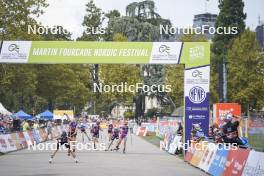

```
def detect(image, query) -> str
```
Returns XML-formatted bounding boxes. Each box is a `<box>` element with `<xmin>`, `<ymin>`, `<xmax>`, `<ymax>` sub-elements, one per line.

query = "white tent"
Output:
<box><xmin>0</xmin><ymin>103</ymin><xmax>12</xmax><ymax>116</ymax></box>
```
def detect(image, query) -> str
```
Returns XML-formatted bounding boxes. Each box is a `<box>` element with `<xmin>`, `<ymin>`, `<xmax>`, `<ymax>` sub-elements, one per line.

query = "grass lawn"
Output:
<box><xmin>139</xmin><ymin>132</ymin><xmax>162</xmax><ymax>147</ymax></box>
<box><xmin>248</xmin><ymin>134</ymin><xmax>264</xmax><ymax>151</ymax></box>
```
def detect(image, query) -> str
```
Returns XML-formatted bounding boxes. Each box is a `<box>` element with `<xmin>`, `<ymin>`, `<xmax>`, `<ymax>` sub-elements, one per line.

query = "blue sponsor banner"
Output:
<box><xmin>159</xmin><ymin>126</ymin><xmax>177</xmax><ymax>137</ymax></box>
<box><xmin>147</xmin><ymin>125</ymin><xmax>156</xmax><ymax>132</ymax></box>
<box><xmin>184</xmin><ymin>66</ymin><xmax>210</xmax><ymax>143</ymax></box>
<box><xmin>141</xmin><ymin>123</ymin><xmax>157</xmax><ymax>132</ymax></box>
<box><xmin>185</xmin><ymin>93</ymin><xmax>210</xmax><ymax>143</ymax></box>
<box><xmin>208</xmin><ymin>146</ymin><xmax>230</xmax><ymax>176</ymax></box>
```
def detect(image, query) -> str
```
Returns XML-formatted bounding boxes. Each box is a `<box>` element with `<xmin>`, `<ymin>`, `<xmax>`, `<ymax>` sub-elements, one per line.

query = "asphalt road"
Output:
<box><xmin>0</xmin><ymin>130</ymin><xmax>206</xmax><ymax>176</ymax></box>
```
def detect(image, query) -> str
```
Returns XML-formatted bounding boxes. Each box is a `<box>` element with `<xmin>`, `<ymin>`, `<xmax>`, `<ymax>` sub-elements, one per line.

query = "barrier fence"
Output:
<box><xmin>0</xmin><ymin>125</ymin><xmax>68</xmax><ymax>153</ymax></box>
<box><xmin>159</xmin><ymin>130</ymin><xmax>264</xmax><ymax>176</ymax></box>
<box><xmin>2</xmin><ymin>122</ymin><xmax>264</xmax><ymax>175</ymax></box>
<box><xmin>135</xmin><ymin>121</ymin><xmax>264</xmax><ymax>176</ymax></box>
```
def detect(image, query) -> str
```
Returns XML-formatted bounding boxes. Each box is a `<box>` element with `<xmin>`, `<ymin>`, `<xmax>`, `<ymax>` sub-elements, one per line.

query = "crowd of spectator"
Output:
<box><xmin>0</xmin><ymin>113</ymin><xmax>51</xmax><ymax>134</ymax></box>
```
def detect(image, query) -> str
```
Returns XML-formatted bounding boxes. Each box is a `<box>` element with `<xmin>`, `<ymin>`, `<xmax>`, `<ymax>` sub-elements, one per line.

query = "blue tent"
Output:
<box><xmin>39</xmin><ymin>110</ymin><xmax>53</xmax><ymax>120</ymax></box>
<box><xmin>15</xmin><ymin>110</ymin><xmax>32</xmax><ymax>120</ymax></box>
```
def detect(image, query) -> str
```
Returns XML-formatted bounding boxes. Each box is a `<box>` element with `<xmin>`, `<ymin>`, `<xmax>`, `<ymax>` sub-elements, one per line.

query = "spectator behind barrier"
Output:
<box><xmin>22</xmin><ymin>120</ymin><xmax>31</xmax><ymax>131</ymax></box>
<box><xmin>176</xmin><ymin>121</ymin><xmax>183</xmax><ymax>136</ymax></box>
<box><xmin>222</xmin><ymin>113</ymin><xmax>244</xmax><ymax>146</ymax></box>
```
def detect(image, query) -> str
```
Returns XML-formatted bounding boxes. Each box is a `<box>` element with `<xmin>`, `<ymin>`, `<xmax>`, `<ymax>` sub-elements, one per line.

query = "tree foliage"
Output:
<box><xmin>124</xmin><ymin>110</ymin><xmax>134</xmax><ymax>119</ymax></box>
<box><xmin>213</xmin><ymin>0</ymin><xmax>247</xmax><ymax>50</ymax></box>
<box><xmin>77</xmin><ymin>0</ymin><xmax>104</xmax><ymax>41</ymax></box>
<box><xmin>211</xmin><ymin>0</ymin><xmax>246</xmax><ymax>102</ymax></box>
<box><xmin>0</xmin><ymin>0</ymin><xmax>48</xmax><ymax>40</ymax></box>
<box><xmin>0</xmin><ymin>0</ymin><xmax>90</xmax><ymax>114</ymax></box>
<box><xmin>107</xmin><ymin>0</ymin><xmax>171</xmax><ymax>42</ymax></box>
<box><xmin>165</xmin><ymin>65</ymin><xmax>184</xmax><ymax>108</ymax></box>
<box><xmin>227</xmin><ymin>29</ymin><xmax>264</xmax><ymax>110</ymax></box>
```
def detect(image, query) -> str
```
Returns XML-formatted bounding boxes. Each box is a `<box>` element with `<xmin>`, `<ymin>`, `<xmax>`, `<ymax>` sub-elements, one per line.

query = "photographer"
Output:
<box><xmin>222</xmin><ymin>113</ymin><xmax>243</xmax><ymax>146</ymax></box>
<box><xmin>176</xmin><ymin>121</ymin><xmax>183</xmax><ymax>136</ymax></box>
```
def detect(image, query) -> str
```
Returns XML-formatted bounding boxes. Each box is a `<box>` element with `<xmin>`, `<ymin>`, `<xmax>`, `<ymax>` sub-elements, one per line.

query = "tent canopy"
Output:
<box><xmin>0</xmin><ymin>103</ymin><xmax>12</xmax><ymax>116</ymax></box>
<box><xmin>38</xmin><ymin>110</ymin><xmax>53</xmax><ymax>120</ymax></box>
<box><xmin>15</xmin><ymin>110</ymin><xmax>32</xmax><ymax>120</ymax></box>
<box><xmin>171</xmin><ymin>106</ymin><xmax>184</xmax><ymax>117</ymax></box>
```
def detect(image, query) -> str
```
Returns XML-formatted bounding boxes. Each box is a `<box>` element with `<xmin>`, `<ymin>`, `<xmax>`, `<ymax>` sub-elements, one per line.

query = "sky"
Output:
<box><xmin>38</xmin><ymin>0</ymin><xmax>264</xmax><ymax>39</ymax></box>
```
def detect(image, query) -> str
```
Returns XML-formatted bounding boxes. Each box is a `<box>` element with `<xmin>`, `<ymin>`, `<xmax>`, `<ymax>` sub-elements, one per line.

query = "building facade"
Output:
<box><xmin>193</xmin><ymin>13</ymin><xmax>217</xmax><ymax>40</ymax></box>
<box><xmin>256</xmin><ymin>24</ymin><xmax>264</xmax><ymax>50</ymax></box>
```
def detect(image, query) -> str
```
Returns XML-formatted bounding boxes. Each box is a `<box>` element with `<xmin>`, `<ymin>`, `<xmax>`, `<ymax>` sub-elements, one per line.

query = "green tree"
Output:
<box><xmin>99</xmin><ymin>64</ymin><xmax>142</xmax><ymax>113</ymax></box>
<box><xmin>41</xmin><ymin>26</ymin><xmax>72</xmax><ymax>40</ymax></box>
<box><xmin>104</xmin><ymin>10</ymin><xmax>121</xmax><ymax>41</ymax></box>
<box><xmin>213</xmin><ymin>0</ymin><xmax>247</xmax><ymax>49</ymax></box>
<box><xmin>105</xmin><ymin>10</ymin><xmax>120</xmax><ymax>19</ymax></box>
<box><xmin>179</xmin><ymin>29</ymin><xmax>207</xmax><ymax>42</ymax></box>
<box><xmin>145</xmin><ymin>108</ymin><xmax>158</xmax><ymax>118</ymax></box>
<box><xmin>165</xmin><ymin>65</ymin><xmax>184</xmax><ymax>108</ymax></box>
<box><xmin>227</xmin><ymin>29</ymin><xmax>264</xmax><ymax>111</ymax></box>
<box><xmin>111</xmin><ymin>1</ymin><xmax>173</xmax><ymax>120</ymax></box>
<box><xmin>108</xmin><ymin>0</ymin><xmax>171</xmax><ymax>41</ymax></box>
<box><xmin>0</xmin><ymin>0</ymin><xmax>48</xmax><ymax>40</ymax></box>
<box><xmin>0</xmin><ymin>65</ymin><xmax>38</xmax><ymax>113</ymax></box>
<box><xmin>77</xmin><ymin>0</ymin><xmax>104</xmax><ymax>41</ymax></box>
<box><xmin>124</xmin><ymin>110</ymin><xmax>134</xmax><ymax>119</ymax></box>
<box><xmin>211</xmin><ymin>0</ymin><xmax>246</xmax><ymax>102</ymax></box>
<box><xmin>77</xmin><ymin>0</ymin><xmax>105</xmax><ymax>114</ymax></box>
<box><xmin>113</xmin><ymin>33</ymin><xmax>128</xmax><ymax>42</ymax></box>
<box><xmin>0</xmin><ymin>0</ymin><xmax>49</xmax><ymax>114</ymax></box>
<box><xmin>35</xmin><ymin>65</ymin><xmax>91</xmax><ymax>114</ymax></box>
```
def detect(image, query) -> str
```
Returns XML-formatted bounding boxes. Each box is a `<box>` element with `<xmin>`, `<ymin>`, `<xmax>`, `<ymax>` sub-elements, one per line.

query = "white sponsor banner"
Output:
<box><xmin>198</xmin><ymin>143</ymin><xmax>218</xmax><ymax>172</ymax></box>
<box><xmin>23</xmin><ymin>132</ymin><xmax>33</xmax><ymax>146</ymax></box>
<box><xmin>0</xmin><ymin>135</ymin><xmax>8</xmax><ymax>153</ymax></box>
<box><xmin>5</xmin><ymin>134</ymin><xmax>17</xmax><ymax>152</ymax></box>
<box><xmin>0</xmin><ymin>41</ymin><xmax>32</xmax><ymax>63</ymax></box>
<box><xmin>0</xmin><ymin>134</ymin><xmax>17</xmax><ymax>153</ymax></box>
<box><xmin>150</xmin><ymin>42</ymin><xmax>181</xmax><ymax>64</ymax></box>
<box><xmin>33</xmin><ymin>129</ymin><xmax>42</xmax><ymax>143</ymax></box>
<box><xmin>136</xmin><ymin>127</ymin><xmax>148</xmax><ymax>136</ymax></box>
<box><xmin>168</xmin><ymin>135</ymin><xmax>182</xmax><ymax>154</ymax></box>
<box><xmin>184</xmin><ymin>66</ymin><xmax>210</xmax><ymax>98</ymax></box>
<box><xmin>242</xmin><ymin>150</ymin><xmax>264</xmax><ymax>176</ymax></box>
<box><xmin>35</xmin><ymin>129</ymin><xmax>43</xmax><ymax>142</ymax></box>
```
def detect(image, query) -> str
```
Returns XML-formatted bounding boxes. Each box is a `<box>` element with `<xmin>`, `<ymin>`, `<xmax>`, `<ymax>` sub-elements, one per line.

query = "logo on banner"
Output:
<box><xmin>159</xmin><ymin>45</ymin><xmax>170</xmax><ymax>55</ymax></box>
<box><xmin>8</xmin><ymin>44</ymin><xmax>20</xmax><ymax>53</ymax></box>
<box><xmin>0</xmin><ymin>41</ymin><xmax>31</xmax><ymax>63</ymax></box>
<box><xmin>190</xmin><ymin>46</ymin><xmax>204</xmax><ymax>60</ymax></box>
<box><xmin>4</xmin><ymin>43</ymin><xmax>26</xmax><ymax>59</ymax></box>
<box><xmin>192</xmin><ymin>70</ymin><xmax>203</xmax><ymax>78</ymax></box>
<box><xmin>150</xmin><ymin>43</ymin><xmax>180</xmax><ymax>63</ymax></box>
<box><xmin>189</xmin><ymin>86</ymin><xmax>206</xmax><ymax>103</ymax></box>
<box><xmin>186</xmin><ymin>67</ymin><xmax>209</xmax><ymax>85</ymax></box>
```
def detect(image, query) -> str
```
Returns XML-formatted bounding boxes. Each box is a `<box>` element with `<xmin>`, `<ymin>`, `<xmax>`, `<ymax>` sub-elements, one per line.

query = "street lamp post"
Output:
<box><xmin>223</xmin><ymin>60</ymin><xmax>227</xmax><ymax>102</ymax></box>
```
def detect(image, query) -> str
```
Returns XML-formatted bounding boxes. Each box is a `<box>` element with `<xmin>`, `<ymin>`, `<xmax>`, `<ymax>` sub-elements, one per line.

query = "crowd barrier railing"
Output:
<box><xmin>135</xmin><ymin>125</ymin><xmax>264</xmax><ymax>176</ymax></box>
<box><xmin>0</xmin><ymin>125</ymin><xmax>68</xmax><ymax>153</ymax></box>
